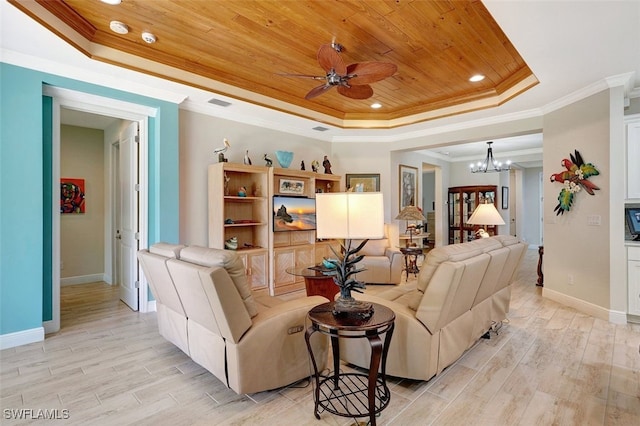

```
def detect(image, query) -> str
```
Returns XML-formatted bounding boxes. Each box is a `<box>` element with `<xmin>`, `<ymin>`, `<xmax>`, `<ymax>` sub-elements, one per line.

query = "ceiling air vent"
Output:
<box><xmin>207</xmin><ymin>98</ymin><xmax>232</xmax><ymax>107</ymax></box>
<box><xmin>312</xmin><ymin>126</ymin><xmax>329</xmax><ymax>132</ymax></box>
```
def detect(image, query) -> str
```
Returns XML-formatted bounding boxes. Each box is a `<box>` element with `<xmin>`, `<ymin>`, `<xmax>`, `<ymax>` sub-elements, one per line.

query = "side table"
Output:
<box><xmin>400</xmin><ymin>246</ymin><xmax>423</xmax><ymax>280</ymax></box>
<box><xmin>304</xmin><ymin>302</ymin><xmax>395</xmax><ymax>426</ymax></box>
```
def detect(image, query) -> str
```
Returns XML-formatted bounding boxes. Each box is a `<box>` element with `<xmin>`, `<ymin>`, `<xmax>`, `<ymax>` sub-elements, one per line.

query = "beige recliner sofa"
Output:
<box><xmin>351</xmin><ymin>226</ymin><xmax>403</xmax><ymax>284</ymax></box>
<box><xmin>339</xmin><ymin>235</ymin><xmax>527</xmax><ymax>381</ymax></box>
<box><xmin>138</xmin><ymin>243</ymin><xmax>329</xmax><ymax>394</ymax></box>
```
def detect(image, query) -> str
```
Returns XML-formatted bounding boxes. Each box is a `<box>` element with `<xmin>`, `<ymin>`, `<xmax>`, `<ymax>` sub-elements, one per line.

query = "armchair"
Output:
<box><xmin>351</xmin><ymin>225</ymin><xmax>403</xmax><ymax>284</ymax></box>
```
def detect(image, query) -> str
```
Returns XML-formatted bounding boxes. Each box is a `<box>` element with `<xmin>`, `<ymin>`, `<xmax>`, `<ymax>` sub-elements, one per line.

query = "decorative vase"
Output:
<box><xmin>224</xmin><ymin>237</ymin><xmax>238</xmax><ymax>250</ymax></box>
<box><xmin>275</xmin><ymin>150</ymin><xmax>293</xmax><ymax>168</ymax></box>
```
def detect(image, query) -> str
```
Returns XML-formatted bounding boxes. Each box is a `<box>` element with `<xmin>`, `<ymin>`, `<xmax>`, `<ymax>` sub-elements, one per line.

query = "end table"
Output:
<box><xmin>304</xmin><ymin>301</ymin><xmax>395</xmax><ymax>426</ymax></box>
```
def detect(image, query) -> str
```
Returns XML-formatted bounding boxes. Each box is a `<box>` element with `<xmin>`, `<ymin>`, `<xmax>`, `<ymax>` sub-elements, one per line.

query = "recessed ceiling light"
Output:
<box><xmin>371</xmin><ymin>103</ymin><xmax>382</xmax><ymax>109</ymax></box>
<box><xmin>101</xmin><ymin>0</ymin><xmax>122</xmax><ymax>5</ymax></box>
<box><xmin>109</xmin><ymin>21</ymin><xmax>129</xmax><ymax>34</ymax></box>
<box><xmin>141</xmin><ymin>32</ymin><xmax>157</xmax><ymax>44</ymax></box>
<box><xmin>469</xmin><ymin>74</ymin><xmax>485</xmax><ymax>82</ymax></box>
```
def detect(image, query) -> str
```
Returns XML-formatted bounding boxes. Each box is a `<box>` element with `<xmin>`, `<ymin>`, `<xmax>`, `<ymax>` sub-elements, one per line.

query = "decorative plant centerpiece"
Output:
<box><xmin>323</xmin><ymin>240</ymin><xmax>372</xmax><ymax>317</ymax></box>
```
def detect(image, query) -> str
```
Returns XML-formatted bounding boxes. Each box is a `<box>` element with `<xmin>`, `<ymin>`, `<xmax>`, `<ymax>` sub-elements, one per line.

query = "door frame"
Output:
<box><xmin>43</xmin><ymin>86</ymin><xmax>155</xmax><ymax>333</ymax></box>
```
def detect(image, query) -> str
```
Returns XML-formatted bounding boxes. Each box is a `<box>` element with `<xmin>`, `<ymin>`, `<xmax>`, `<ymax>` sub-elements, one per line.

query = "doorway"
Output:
<box><xmin>43</xmin><ymin>86</ymin><xmax>153</xmax><ymax>334</ymax></box>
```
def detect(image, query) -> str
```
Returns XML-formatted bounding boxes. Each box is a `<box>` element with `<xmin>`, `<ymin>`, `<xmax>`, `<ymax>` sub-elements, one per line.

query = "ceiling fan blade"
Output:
<box><xmin>276</xmin><ymin>73</ymin><xmax>325</xmax><ymax>80</ymax></box>
<box><xmin>305</xmin><ymin>84</ymin><xmax>334</xmax><ymax>100</ymax></box>
<box><xmin>345</xmin><ymin>62</ymin><xmax>398</xmax><ymax>85</ymax></box>
<box><xmin>317</xmin><ymin>44</ymin><xmax>346</xmax><ymax>75</ymax></box>
<box><xmin>337</xmin><ymin>84</ymin><xmax>374</xmax><ymax>100</ymax></box>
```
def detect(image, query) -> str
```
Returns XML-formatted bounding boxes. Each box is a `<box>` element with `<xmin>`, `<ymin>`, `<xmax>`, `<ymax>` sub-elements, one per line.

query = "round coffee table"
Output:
<box><xmin>285</xmin><ymin>266</ymin><xmax>339</xmax><ymax>302</ymax></box>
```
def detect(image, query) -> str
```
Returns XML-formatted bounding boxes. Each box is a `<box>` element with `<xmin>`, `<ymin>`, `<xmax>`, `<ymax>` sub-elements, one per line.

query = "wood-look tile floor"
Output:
<box><xmin>1</xmin><ymin>249</ymin><xmax>639</xmax><ymax>425</ymax></box>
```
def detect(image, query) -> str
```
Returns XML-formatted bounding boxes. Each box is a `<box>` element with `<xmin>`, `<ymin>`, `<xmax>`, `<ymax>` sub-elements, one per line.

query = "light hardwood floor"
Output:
<box><xmin>1</xmin><ymin>249</ymin><xmax>639</xmax><ymax>425</ymax></box>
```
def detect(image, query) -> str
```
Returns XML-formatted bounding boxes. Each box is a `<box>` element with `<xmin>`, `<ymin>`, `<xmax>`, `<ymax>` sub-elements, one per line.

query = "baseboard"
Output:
<box><xmin>60</xmin><ymin>273</ymin><xmax>105</xmax><ymax>286</ymax></box>
<box><xmin>542</xmin><ymin>288</ymin><xmax>625</xmax><ymax>323</ymax></box>
<box><xmin>0</xmin><ymin>327</ymin><xmax>45</xmax><ymax>350</ymax></box>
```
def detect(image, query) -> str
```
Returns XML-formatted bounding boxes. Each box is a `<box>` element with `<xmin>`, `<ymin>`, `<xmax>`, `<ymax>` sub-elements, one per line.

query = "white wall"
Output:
<box><xmin>543</xmin><ymin>90</ymin><xmax>611</xmax><ymax>311</ymax></box>
<box><xmin>60</xmin><ymin>125</ymin><xmax>105</xmax><ymax>281</ymax></box>
<box><xmin>179</xmin><ymin>110</ymin><xmax>333</xmax><ymax>246</ymax></box>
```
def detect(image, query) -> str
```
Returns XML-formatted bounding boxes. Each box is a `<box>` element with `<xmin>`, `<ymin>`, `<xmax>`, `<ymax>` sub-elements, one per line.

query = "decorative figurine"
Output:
<box><xmin>323</xmin><ymin>155</ymin><xmax>332</xmax><ymax>174</ymax></box>
<box><xmin>253</xmin><ymin>184</ymin><xmax>262</xmax><ymax>197</ymax></box>
<box><xmin>238</xmin><ymin>186</ymin><xmax>247</xmax><ymax>197</ymax></box>
<box><xmin>213</xmin><ymin>138</ymin><xmax>230</xmax><ymax>163</ymax></box>
<box><xmin>243</xmin><ymin>150</ymin><xmax>252</xmax><ymax>165</ymax></box>
<box><xmin>301</xmin><ymin>160</ymin><xmax>305</xmax><ymax>170</ymax></box>
<box><xmin>223</xmin><ymin>172</ymin><xmax>230</xmax><ymax>196</ymax></box>
<box><xmin>264</xmin><ymin>153</ymin><xmax>273</xmax><ymax>167</ymax></box>
<box><xmin>224</xmin><ymin>236</ymin><xmax>238</xmax><ymax>250</ymax></box>
<box><xmin>311</xmin><ymin>160</ymin><xmax>320</xmax><ymax>173</ymax></box>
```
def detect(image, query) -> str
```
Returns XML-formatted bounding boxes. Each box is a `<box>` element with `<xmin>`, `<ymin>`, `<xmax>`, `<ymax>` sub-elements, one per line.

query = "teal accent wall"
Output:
<box><xmin>43</xmin><ymin>96</ymin><xmax>53</xmax><ymax>322</ymax></box>
<box><xmin>0</xmin><ymin>63</ymin><xmax>179</xmax><ymax>336</ymax></box>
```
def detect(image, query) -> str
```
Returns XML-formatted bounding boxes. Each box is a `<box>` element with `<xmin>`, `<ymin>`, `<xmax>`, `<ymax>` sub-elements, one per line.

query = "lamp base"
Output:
<box><xmin>332</xmin><ymin>297</ymin><xmax>374</xmax><ymax>319</ymax></box>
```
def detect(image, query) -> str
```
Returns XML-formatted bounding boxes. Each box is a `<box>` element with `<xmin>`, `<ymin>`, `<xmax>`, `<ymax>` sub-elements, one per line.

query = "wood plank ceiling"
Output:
<box><xmin>10</xmin><ymin>0</ymin><xmax>538</xmax><ymax>129</ymax></box>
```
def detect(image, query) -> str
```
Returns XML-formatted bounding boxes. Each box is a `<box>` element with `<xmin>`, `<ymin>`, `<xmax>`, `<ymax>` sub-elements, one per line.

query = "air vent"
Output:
<box><xmin>207</xmin><ymin>98</ymin><xmax>232</xmax><ymax>107</ymax></box>
<box><xmin>312</xmin><ymin>126</ymin><xmax>329</xmax><ymax>132</ymax></box>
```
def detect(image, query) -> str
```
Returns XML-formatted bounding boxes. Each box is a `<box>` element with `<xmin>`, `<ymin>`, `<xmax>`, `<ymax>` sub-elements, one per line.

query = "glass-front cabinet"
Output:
<box><xmin>448</xmin><ymin>185</ymin><xmax>498</xmax><ymax>244</ymax></box>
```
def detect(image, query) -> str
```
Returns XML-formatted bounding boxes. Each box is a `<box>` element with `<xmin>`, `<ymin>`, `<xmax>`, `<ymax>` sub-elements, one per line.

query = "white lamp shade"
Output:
<box><xmin>467</xmin><ymin>203</ymin><xmax>505</xmax><ymax>226</ymax></box>
<box><xmin>316</xmin><ymin>192</ymin><xmax>384</xmax><ymax>239</ymax></box>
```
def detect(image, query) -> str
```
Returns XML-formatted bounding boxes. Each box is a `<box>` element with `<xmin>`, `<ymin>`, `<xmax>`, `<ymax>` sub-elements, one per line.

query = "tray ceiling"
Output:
<box><xmin>10</xmin><ymin>0</ymin><xmax>538</xmax><ymax>129</ymax></box>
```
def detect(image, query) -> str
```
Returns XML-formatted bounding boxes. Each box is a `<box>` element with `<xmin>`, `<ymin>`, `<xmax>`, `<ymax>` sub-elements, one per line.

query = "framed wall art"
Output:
<box><xmin>345</xmin><ymin>173</ymin><xmax>380</xmax><ymax>192</ymax></box>
<box><xmin>61</xmin><ymin>178</ymin><xmax>86</xmax><ymax>213</ymax></box>
<box><xmin>279</xmin><ymin>178</ymin><xmax>305</xmax><ymax>195</ymax></box>
<box><xmin>399</xmin><ymin>165</ymin><xmax>418</xmax><ymax>210</ymax></box>
<box><xmin>502</xmin><ymin>186</ymin><xmax>509</xmax><ymax>210</ymax></box>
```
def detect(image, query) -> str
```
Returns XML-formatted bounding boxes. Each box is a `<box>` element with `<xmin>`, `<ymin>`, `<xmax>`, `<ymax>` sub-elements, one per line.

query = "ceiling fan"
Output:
<box><xmin>281</xmin><ymin>42</ymin><xmax>397</xmax><ymax>100</ymax></box>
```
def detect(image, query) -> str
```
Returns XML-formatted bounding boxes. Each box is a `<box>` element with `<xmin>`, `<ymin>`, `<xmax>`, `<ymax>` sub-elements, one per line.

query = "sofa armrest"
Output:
<box><xmin>386</xmin><ymin>248</ymin><xmax>404</xmax><ymax>283</ymax></box>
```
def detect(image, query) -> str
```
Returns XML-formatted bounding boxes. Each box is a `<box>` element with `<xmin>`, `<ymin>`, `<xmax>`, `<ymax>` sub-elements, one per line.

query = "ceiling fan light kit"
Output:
<box><xmin>282</xmin><ymin>42</ymin><xmax>397</xmax><ymax>101</ymax></box>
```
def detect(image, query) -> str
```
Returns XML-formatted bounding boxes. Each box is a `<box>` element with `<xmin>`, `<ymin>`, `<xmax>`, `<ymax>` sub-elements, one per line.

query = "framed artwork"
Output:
<box><xmin>61</xmin><ymin>178</ymin><xmax>86</xmax><ymax>213</ymax></box>
<box><xmin>502</xmin><ymin>186</ymin><xmax>509</xmax><ymax>210</ymax></box>
<box><xmin>399</xmin><ymin>165</ymin><xmax>418</xmax><ymax>210</ymax></box>
<box><xmin>345</xmin><ymin>173</ymin><xmax>380</xmax><ymax>192</ymax></box>
<box><xmin>279</xmin><ymin>178</ymin><xmax>305</xmax><ymax>195</ymax></box>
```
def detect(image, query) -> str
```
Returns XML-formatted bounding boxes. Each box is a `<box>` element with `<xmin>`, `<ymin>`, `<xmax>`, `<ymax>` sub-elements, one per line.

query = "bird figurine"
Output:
<box><xmin>244</xmin><ymin>150</ymin><xmax>252</xmax><ymax>165</ymax></box>
<box><xmin>263</xmin><ymin>153</ymin><xmax>273</xmax><ymax>167</ymax></box>
<box><xmin>213</xmin><ymin>138</ymin><xmax>230</xmax><ymax>163</ymax></box>
<box><xmin>550</xmin><ymin>149</ymin><xmax>600</xmax><ymax>215</ymax></box>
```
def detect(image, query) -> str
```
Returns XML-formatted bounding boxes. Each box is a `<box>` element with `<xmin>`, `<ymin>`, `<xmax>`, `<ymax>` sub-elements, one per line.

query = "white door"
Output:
<box><xmin>119</xmin><ymin>122</ymin><xmax>139</xmax><ymax>311</ymax></box>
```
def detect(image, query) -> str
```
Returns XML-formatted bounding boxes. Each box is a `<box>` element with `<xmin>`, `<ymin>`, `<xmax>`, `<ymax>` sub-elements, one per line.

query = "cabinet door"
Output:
<box><xmin>295</xmin><ymin>245</ymin><xmax>315</xmax><ymax>267</ymax></box>
<box><xmin>273</xmin><ymin>248</ymin><xmax>296</xmax><ymax>287</ymax></box>
<box><xmin>247</xmin><ymin>251</ymin><xmax>268</xmax><ymax>291</ymax></box>
<box><xmin>629</xmin><ymin>260</ymin><xmax>640</xmax><ymax>316</ymax></box>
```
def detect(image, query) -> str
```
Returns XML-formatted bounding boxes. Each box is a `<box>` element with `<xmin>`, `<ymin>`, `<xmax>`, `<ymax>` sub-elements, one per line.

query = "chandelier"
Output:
<box><xmin>469</xmin><ymin>141</ymin><xmax>512</xmax><ymax>173</ymax></box>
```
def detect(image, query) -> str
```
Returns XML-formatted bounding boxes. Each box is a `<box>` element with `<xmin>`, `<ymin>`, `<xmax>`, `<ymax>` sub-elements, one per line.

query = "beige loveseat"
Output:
<box><xmin>340</xmin><ymin>235</ymin><xmax>527</xmax><ymax>381</ymax></box>
<box><xmin>351</xmin><ymin>226</ymin><xmax>403</xmax><ymax>284</ymax></box>
<box><xmin>138</xmin><ymin>243</ymin><xmax>329</xmax><ymax>394</ymax></box>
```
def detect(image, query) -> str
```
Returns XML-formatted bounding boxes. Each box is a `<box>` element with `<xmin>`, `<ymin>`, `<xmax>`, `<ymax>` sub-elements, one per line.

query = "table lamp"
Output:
<box><xmin>466</xmin><ymin>202</ymin><xmax>504</xmax><ymax>238</ymax></box>
<box><xmin>315</xmin><ymin>192</ymin><xmax>384</xmax><ymax>317</ymax></box>
<box><xmin>395</xmin><ymin>205</ymin><xmax>426</xmax><ymax>247</ymax></box>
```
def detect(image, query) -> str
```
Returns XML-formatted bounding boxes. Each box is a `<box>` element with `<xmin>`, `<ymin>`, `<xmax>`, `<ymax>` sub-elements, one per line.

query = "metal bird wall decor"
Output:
<box><xmin>550</xmin><ymin>149</ymin><xmax>600</xmax><ymax>215</ymax></box>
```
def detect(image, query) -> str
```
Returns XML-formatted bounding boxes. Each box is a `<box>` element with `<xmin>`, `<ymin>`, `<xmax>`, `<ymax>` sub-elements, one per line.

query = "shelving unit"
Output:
<box><xmin>270</xmin><ymin>168</ymin><xmax>342</xmax><ymax>295</ymax></box>
<box><xmin>208</xmin><ymin>163</ymin><xmax>270</xmax><ymax>294</ymax></box>
<box><xmin>208</xmin><ymin>163</ymin><xmax>342</xmax><ymax>296</ymax></box>
<box><xmin>448</xmin><ymin>185</ymin><xmax>498</xmax><ymax>244</ymax></box>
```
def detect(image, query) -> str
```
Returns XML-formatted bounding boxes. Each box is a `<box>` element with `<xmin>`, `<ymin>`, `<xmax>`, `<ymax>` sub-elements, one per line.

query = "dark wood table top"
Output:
<box><xmin>308</xmin><ymin>302</ymin><xmax>395</xmax><ymax>331</ymax></box>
